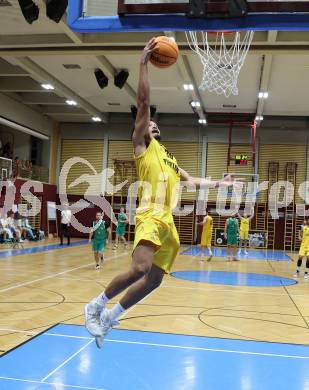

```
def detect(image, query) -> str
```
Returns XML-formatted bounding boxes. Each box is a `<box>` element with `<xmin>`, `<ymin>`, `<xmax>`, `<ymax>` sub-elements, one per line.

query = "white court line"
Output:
<box><xmin>0</xmin><ymin>252</ymin><xmax>128</xmax><ymax>294</ymax></box>
<box><xmin>42</xmin><ymin>331</ymin><xmax>309</xmax><ymax>361</ymax></box>
<box><xmin>102</xmin><ymin>338</ymin><xmax>309</xmax><ymax>360</ymax></box>
<box><xmin>41</xmin><ymin>339</ymin><xmax>94</xmax><ymax>382</ymax></box>
<box><xmin>0</xmin><ymin>328</ymin><xmax>37</xmax><ymax>335</ymax></box>
<box><xmin>0</xmin><ymin>376</ymin><xmax>106</xmax><ymax>390</ymax></box>
<box><xmin>3</xmin><ymin>327</ymin><xmax>309</xmax><ymax>361</ymax></box>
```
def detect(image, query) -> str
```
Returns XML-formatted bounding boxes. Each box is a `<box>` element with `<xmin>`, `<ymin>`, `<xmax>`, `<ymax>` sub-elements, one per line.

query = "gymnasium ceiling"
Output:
<box><xmin>1</xmin><ymin>1</ymin><xmax>309</xmax><ymax>124</ymax></box>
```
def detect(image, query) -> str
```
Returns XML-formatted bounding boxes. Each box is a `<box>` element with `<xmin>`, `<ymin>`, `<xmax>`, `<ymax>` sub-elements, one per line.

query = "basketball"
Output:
<box><xmin>150</xmin><ymin>36</ymin><xmax>179</xmax><ymax>68</ymax></box>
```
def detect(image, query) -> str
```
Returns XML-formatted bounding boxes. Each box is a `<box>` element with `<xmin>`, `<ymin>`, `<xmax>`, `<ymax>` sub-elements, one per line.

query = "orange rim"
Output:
<box><xmin>207</xmin><ymin>31</ymin><xmax>236</xmax><ymax>35</ymax></box>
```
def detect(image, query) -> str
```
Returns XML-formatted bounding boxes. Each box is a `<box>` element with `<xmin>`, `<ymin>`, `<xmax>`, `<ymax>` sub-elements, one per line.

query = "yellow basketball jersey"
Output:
<box><xmin>301</xmin><ymin>226</ymin><xmax>309</xmax><ymax>247</ymax></box>
<box><xmin>240</xmin><ymin>217</ymin><xmax>250</xmax><ymax>232</ymax></box>
<box><xmin>135</xmin><ymin>139</ymin><xmax>180</xmax><ymax>215</ymax></box>
<box><xmin>203</xmin><ymin>216</ymin><xmax>213</xmax><ymax>231</ymax></box>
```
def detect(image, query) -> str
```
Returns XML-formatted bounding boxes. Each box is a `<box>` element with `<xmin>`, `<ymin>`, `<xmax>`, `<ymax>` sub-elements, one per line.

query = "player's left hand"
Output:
<box><xmin>141</xmin><ymin>38</ymin><xmax>158</xmax><ymax>65</ymax></box>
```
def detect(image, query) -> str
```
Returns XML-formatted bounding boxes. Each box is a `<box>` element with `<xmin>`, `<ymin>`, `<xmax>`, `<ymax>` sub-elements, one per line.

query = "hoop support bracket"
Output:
<box><xmin>187</xmin><ymin>0</ymin><xmax>248</xmax><ymax>19</ymax></box>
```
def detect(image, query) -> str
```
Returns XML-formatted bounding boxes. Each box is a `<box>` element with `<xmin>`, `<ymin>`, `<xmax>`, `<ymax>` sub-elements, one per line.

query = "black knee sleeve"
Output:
<box><xmin>297</xmin><ymin>258</ymin><xmax>303</xmax><ymax>267</ymax></box>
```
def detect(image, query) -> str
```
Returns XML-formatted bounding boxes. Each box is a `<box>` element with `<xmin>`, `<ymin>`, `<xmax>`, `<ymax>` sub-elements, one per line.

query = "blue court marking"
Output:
<box><xmin>172</xmin><ymin>270</ymin><xmax>297</xmax><ymax>287</ymax></box>
<box><xmin>1</xmin><ymin>323</ymin><xmax>309</xmax><ymax>389</ymax></box>
<box><xmin>181</xmin><ymin>246</ymin><xmax>291</xmax><ymax>261</ymax></box>
<box><xmin>0</xmin><ymin>240</ymin><xmax>87</xmax><ymax>258</ymax></box>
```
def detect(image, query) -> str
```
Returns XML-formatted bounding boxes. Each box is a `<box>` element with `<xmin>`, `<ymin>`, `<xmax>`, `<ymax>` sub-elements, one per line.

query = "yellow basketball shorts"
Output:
<box><xmin>299</xmin><ymin>244</ymin><xmax>309</xmax><ymax>257</ymax></box>
<box><xmin>201</xmin><ymin>230</ymin><xmax>212</xmax><ymax>247</ymax></box>
<box><xmin>240</xmin><ymin>230</ymin><xmax>249</xmax><ymax>240</ymax></box>
<box><xmin>133</xmin><ymin>211</ymin><xmax>180</xmax><ymax>273</ymax></box>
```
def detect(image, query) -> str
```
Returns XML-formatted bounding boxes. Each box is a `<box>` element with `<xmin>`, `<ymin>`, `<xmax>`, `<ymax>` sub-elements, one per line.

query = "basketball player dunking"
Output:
<box><xmin>85</xmin><ymin>38</ymin><xmax>240</xmax><ymax>348</ymax></box>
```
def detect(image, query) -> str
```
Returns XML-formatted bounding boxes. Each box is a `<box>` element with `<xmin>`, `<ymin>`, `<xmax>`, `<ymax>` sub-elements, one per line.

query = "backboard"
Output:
<box><xmin>68</xmin><ymin>0</ymin><xmax>309</xmax><ymax>33</ymax></box>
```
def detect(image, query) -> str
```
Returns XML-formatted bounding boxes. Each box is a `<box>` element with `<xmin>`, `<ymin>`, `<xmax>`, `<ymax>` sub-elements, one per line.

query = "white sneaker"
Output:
<box><xmin>95</xmin><ymin>264</ymin><xmax>100</xmax><ymax>271</ymax></box>
<box><xmin>95</xmin><ymin>309</ymin><xmax>120</xmax><ymax>349</ymax></box>
<box><xmin>227</xmin><ymin>256</ymin><xmax>231</xmax><ymax>262</ymax></box>
<box><xmin>244</xmin><ymin>250</ymin><xmax>248</xmax><ymax>255</ymax></box>
<box><xmin>305</xmin><ymin>273</ymin><xmax>308</xmax><ymax>280</ymax></box>
<box><xmin>84</xmin><ymin>299</ymin><xmax>104</xmax><ymax>338</ymax></box>
<box><xmin>294</xmin><ymin>271</ymin><xmax>300</xmax><ymax>279</ymax></box>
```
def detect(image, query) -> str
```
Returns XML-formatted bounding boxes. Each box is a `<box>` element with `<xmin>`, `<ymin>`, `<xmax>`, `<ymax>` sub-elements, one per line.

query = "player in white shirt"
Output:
<box><xmin>60</xmin><ymin>203</ymin><xmax>72</xmax><ymax>245</ymax></box>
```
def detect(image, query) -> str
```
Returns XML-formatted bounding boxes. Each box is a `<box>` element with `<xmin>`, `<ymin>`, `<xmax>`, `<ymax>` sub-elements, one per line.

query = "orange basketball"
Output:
<box><xmin>150</xmin><ymin>36</ymin><xmax>179</xmax><ymax>69</ymax></box>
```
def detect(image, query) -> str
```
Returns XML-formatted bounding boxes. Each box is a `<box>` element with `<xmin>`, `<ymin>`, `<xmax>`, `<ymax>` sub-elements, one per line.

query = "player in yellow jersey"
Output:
<box><xmin>237</xmin><ymin>208</ymin><xmax>254</xmax><ymax>256</ymax></box>
<box><xmin>84</xmin><ymin>38</ymin><xmax>239</xmax><ymax>348</ymax></box>
<box><xmin>200</xmin><ymin>210</ymin><xmax>213</xmax><ymax>261</ymax></box>
<box><xmin>294</xmin><ymin>218</ymin><xmax>309</xmax><ymax>280</ymax></box>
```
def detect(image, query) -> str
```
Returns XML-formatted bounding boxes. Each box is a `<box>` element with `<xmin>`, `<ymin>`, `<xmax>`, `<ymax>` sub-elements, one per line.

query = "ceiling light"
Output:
<box><xmin>66</xmin><ymin>100</ymin><xmax>77</xmax><ymax>106</ymax></box>
<box><xmin>92</xmin><ymin>117</ymin><xmax>102</xmax><ymax>122</ymax></box>
<box><xmin>258</xmin><ymin>91</ymin><xmax>268</xmax><ymax>99</ymax></box>
<box><xmin>17</xmin><ymin>0</ymin><xmax>39</xmax><ymax>24</ymax></box>
<box><xmin>41</xmin><ymin>83</ymin><xmax>54</xmax><ymax>90</ymax></box>
<box><xmin>198</xmin><ymin>119</ymin><xmax>207</xmax><ymax>125</ymax></box>
<box><xmin>255</xmin><ymin>115</ymin><xmax>263</xmax><ymax>121</ymax></box>
<box><xmin>183</xmin><ymin>84</ymin><xmax>194</xmax><ymax>91</ymax></box>
<box><xmin>191</xmin><ymin>101</ymin><xmax>201</xmax><ymax>108</ymax></box>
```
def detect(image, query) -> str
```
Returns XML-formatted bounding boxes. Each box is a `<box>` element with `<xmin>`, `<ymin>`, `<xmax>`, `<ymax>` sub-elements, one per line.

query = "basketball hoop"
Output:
<box><xmin>185</xmin><ymin>30</ymin><xmax>254</xmax><ymax>97</ymax></box>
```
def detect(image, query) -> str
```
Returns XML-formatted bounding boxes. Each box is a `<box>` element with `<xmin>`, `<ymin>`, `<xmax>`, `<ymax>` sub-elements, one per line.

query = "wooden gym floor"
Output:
<box><xmin>1</xmin><ymin>239</ymin><xmax>309</xmax><ymax>389</ymax></box>
<box><xmin>0</xmin><ymin>238</ymin><xmax>308</xmax><ymax>353</ymax></box>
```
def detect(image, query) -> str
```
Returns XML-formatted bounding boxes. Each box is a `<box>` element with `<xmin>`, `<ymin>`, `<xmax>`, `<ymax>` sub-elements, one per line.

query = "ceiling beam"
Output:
<box><xmin>13</xmin><ymin>57</ymin><xmax>108</xmax><ymax>123</ymax></box>
<box><xmin>36</xmin><ymin>0</ymin><xmax>84</xmax><ymax>45</ymax></box>
<box><xmin>0</xmin><ymin>34</ymin><xmax>73</xmax><ymax>48</ymax></box>
<box><xmin>163</xmin><ymin>31</ymin><xmax>206</xmax><ymax>123</ymax></box>
<box><xmin>3</xmin><ymin>44</ymin><xmax>309</xmax><ymax>57</ymax></box>
<box><xmin>0</xmin><ymin>76</ymin><xmax>43</xmax><ymax>92</ymax></box>
<box><xmin>178</xmin><ymin>54</ymin><xmax>207</xmax><ymax>123</ymax></box>
<box><xmin>256</xmin><ymin>54</ymin><xmax>273</xmax><ymax>121</ymax></box>
<box><xmin>0</xmin><ymin>58</ymin><xmax>28</xmax><ymax>76</ymax></box>
<box><xmin>267</xmin><ymin>31</ymin><xmax>278</xmax><ymax>43</ymax></box>
<box><xmin>20</xmin><ymin>92</ymin><xmax>67</xmax><ymax>105</ymax></box>
<box><xmin>41</xmin><ymin>106</ymin><xmax>89</xmax><ymax>115</ymax></box>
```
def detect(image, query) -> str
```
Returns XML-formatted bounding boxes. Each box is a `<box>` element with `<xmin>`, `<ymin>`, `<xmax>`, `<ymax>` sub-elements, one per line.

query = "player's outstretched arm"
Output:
<box><xmin>132</xmin><ymin>38</ymin><xmax>157</xmax><ymax>157</ymax></box>
<box><xmin>179</xmin><ymin>168</ymin><xmax>242</xmax><ymax>190</ymax></box>
<box><xmin>248</xmin><ymin>206</ymin><xmax>255</xmax><ymax>220</ymax></box>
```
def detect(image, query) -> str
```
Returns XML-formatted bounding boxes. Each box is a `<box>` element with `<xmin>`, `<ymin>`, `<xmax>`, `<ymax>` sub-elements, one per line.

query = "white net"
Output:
<box><xmin>185</xmin><ymin>31</ymin><xmax>254</xmax><ymax>98</ymax></box>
